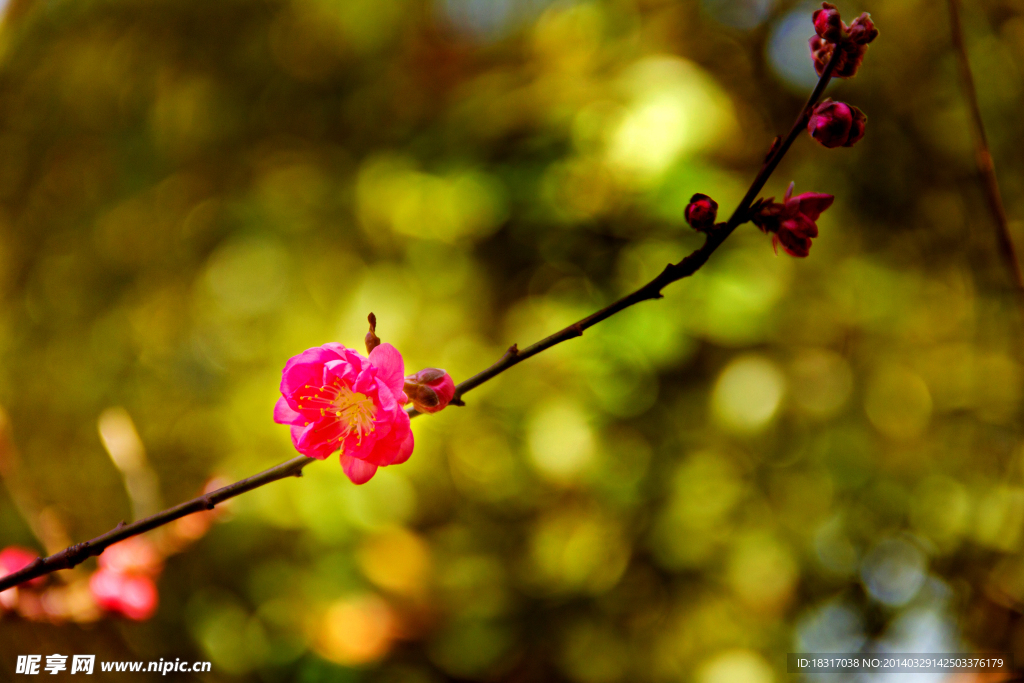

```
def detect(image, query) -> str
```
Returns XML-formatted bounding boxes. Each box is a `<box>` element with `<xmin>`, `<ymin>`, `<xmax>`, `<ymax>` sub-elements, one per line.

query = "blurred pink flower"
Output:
<box><xmin>89</xmin><ymin>569</ymin><xmax>158</xmax><ymax>621</ymax></box>
<box><xmin>751</xmin><ymin>183</ymin><xmax>834</xmax><ymax>258</ymax></box>
<box><xmin>0</xmin><ymin>546</ymin><xmax>44</xmax><ymax>588</ymax></box>
<box><xmin>274</xmin><ymin>343</ymin><xmax>414</xmax><ymax>485</ymax></box>
<box><xmin>404</xmin><ymin>368</ymin><xmax>457</xmax><ymax>414</ymax></box>
<box><xmin>99</xmin><ymin>537</ymin><xmax>162</xmax><ymax>577</ymax></box>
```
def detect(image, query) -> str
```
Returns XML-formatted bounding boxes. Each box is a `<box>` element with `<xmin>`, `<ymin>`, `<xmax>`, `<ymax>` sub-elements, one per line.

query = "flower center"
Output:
<box><xmin>299</xmin><ymin>381</ymin><xmax>377</xmax><ymax>444</ymax></box>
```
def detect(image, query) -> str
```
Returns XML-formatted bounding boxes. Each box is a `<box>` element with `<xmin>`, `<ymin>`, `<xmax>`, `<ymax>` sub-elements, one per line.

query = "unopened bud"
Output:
<box><xmin>684</xmin><ymin>193</ymin><xmax>718</xmax><ymax>232</ymax></box>
<box><xmin>365</xmin><ymin>313</ymin><xmax>381</xmax><ymax>354</ymax></box>
<box><xmin>404</xmin><ymin>368</ymin><xmax>456</xmax><ymax>413</ymax></box>
<box><xmin>847</xmin><ymin>13</ymin><xmax>878</xmax><ymax>45</ymax></box>
<box><xmin>812</xmin><ymin>3</ymin><xmax>845</xmax><ymax>42</ymax></box>
<box><xmin>807</xmin><ymin>99</ymin><xmax>867</xmax><ymax>148</ymax></box>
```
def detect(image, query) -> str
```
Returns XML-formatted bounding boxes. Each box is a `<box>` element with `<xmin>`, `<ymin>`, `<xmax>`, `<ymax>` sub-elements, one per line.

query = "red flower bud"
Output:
<box><xmin>846</xmin><ymin>106</ymin><xmax>867</xmax><ymax>146</ymax></box>
<box><xmin>809</xmin><ymin>36</ymin><xmax>869</xmax><ymax>79</ymax></box>
<box><xmin>847</xmin><ymin>13</ymin><xmax>878</xmax><ymax>45</ymax></box>
<box><xmin>807</xmin><ymin>5</ymin><xmax>877</xmax><ymax>79</ymax></box>
<box><xmin>807</xmin><ymin>99</ymin><xmax>867</xmax><ymax>148</ymax></box>
<box><xmin>684</xmin><ymin>193</ymin><xmax>718</xmax><ymax>232</ymax></box>
<box><xmin>812</xmin><ymin>3</ymin><xmax>845</xmax><ymax>42</ymax></box>
<box><xmin>404</xmin><ymin>368</ymin><xmax>457</xmax><ymax>414</ymax></box>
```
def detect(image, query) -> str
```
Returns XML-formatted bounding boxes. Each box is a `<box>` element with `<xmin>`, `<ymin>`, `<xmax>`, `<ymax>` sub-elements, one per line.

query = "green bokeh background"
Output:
<box><xmin>1</xmin><ymin>0</ymin><xmax>1023</xmax><ymax>680</ymax></box>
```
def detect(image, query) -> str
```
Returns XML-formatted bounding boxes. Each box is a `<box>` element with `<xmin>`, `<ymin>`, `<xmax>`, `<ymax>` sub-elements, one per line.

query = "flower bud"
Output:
<box><xmin>812</xmin><ymin>3</ymin><xmax>845</xmax><ymax>42</ymax></box>
<box><xmin>846</xmin><ymin>106</ymin><xmax>867</xmax><ymax>146</ymax></box>
<box><xmin>684</xmin><ymin>193</ymin><xmax>718</xmax><ymax>232</ymax></box>
<box><xmin>365</xmin><ymin>313</ymin><xmax>381</xmax><ymax>354</ymax></box>
<box><xmin>404</xmin><ymin>368</ymin><xmax>457</xmax><ymax>413</ymax></box>
<box><xmin>809</xmin><ymin>36</ymin><xmax>868</xmax><ymax>79</ymax></box>
<box><xmin>807</xmin><ymin>99</ymin><xmax>867</xmax><ymax>148</ymax></box>
<box><xmin>847</xmin><ymin>13</ymin><xmax>878</xmax><ymax>45</ymax></box>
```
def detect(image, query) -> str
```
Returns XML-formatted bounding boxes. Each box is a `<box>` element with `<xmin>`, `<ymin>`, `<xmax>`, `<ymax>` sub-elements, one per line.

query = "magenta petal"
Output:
<box><xmin>280</xmin><ymin>349</ymin><xmax>327</xmax><ymax>397</ymax></box>
<box><xmin>794</xmin><ymin>193</ymin><xmax>834</xmax><ymax>220</ymax></box>
<box><xmin>296</xmin><ymin>423</ymin><xmax>339</xmax><ymax>459</ymax></box>
<box><xmin>341</xmin><ymin>455</ymin><xmax>378</xmax><ymax>484</ymax></box>
<box><xmin>375</xmin><ymin>382</ymin><xmax>398</xmax><ymax>412</ymax></box>
<box><xmin>372</xmin><ymin>410</ymin><xmax>413</xmax><ymax>466</ymax></box>
<box><xmin>369</xmin><ymin>343</ymin><xmax>406</xmax><ymax>397</ymax></box>
<box><xmin>274</xmin><ymin>397</ymin><xmax>304</xmax><ymax>425</ymax></box>
<box><xmin>389</xmin><ymin>430</ymin><xmax>415</xmax><ymax>466</ymax></box>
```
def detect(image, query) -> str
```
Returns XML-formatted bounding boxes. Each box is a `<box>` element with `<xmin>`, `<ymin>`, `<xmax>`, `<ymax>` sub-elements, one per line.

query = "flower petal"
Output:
<box><xmin>274</xmin><ymin>397</ymin><xmax>305</xmax><ymax>425</ymax></box>
<box><xmin>389</xmin><ymin>429</ymin><xmax>415</xmax><ymax>466</ymax></box>
<box><xmin>341</xmin><ymin>455</ymin><xmax>378</xmax><ymax>485</ymax></box>
<box><xmin>370</xmin><ymin>410</ymin><xmax>413</xmax><ymax>466</ymax></box>
<box><xmin>794</xmin><ymin>193</ymin><xmax>834</xmax><ymax>221</ymax></box>
<box><xmin>369</xmin><ymin>343</ymin><xmax>406</xmax><ymax>398</ymax></box>
<box><xmin>280</xmin><ymin>348</ymin><xmax>330</xmax><ymax>398</ymax></box>
<box><xmin>295</xmin><ymin>422</ymin><xmax>339</xmax><ymax>459</ymax></box>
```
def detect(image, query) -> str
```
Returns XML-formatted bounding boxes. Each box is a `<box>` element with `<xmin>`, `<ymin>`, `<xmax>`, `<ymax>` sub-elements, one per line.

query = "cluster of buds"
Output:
<box><xmin>684</xmin><ymin>4</ymin><xmax>875</xmax><ymax>257</ymax></box>
<box><xmin>810</xmin><ymin>2</ymin><xmax>878</xmax><ymax>78</ymax></box>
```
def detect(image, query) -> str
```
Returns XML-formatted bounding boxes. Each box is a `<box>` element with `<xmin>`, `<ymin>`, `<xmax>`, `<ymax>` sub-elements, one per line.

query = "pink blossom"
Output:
<box><xmin>750</xmin><ymin>183</ymin><xmax>834</xmax><ymax>258</ymax></box>
<box><xmin>404</xmin><ymin>368</ymin><xmax>457</xmax><ymax>414</ymax></box>
<box><xmin>0</xmin><ymin>546</ymin><xmax>44</xmax><ymax>588</ymax></box>
<box><xmin>274</xmin><ymin>343</ymin><xmax>414</xmax><ymax>485</ymax></box>
<box><xmin>89</xmin><ymin>569</ymin><xmax>158</xmax><ymax>621</ymax></box>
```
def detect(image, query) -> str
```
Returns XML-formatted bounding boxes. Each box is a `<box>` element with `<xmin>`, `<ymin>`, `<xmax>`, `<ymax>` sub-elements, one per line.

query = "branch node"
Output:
<box><xmin>201</xmin><ymin>495</ymin><xmax>216</xmax><ymax>511</ymax></box>
<box><xmin>65</xmin><ymin>542</ymin><xmax>90</xmax><ymax>569</ymax></box>
<box><xmin>502</xmin><ymin>344</ymin><xmax>519</xmax><ymax>361</ymax></box>
<box><xmin>450</xmin><ymin>397</ymin><xmax>466</xmax><ymax>407</ymax></box>
<box><xmin>569</xmin><ymin>323</ymin><xmax>584</xmax><ymax>338</ymax></box>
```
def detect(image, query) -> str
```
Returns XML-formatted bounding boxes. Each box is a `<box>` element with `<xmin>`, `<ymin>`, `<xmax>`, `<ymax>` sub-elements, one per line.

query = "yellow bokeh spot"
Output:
<box><xmin>697</xmin><ymin>650</ymin><xmax>775</xmax><ymax>683</ymax></box>
<box><xmin>789</xmin><ymin>349</ymin><xmax>853</xmax><ymax>419</ymax></box>
<box><xmin>527</xmin><ymin>399</ymin><xmax>596</xmax><ymax>482</ymax></box>
<box><xmin>864</xmin><ymin>366</ymin><xmax>932</xmax><ymax>440</ymax></box>
<box><xmin>607</xmin><ymin>56</ymin><xmax>737</xmax><ymax>185</ymax></box>
<box><xmin>357</xmin><ymin>155</ymin><xmax>506</xmax><ymax>243</ymax></box>
<box><xmin>727</xmin><ymin>532</ymin><xmax>798</xmax><ymax>613</ymax></box>
<box><xmin>357</xmin><ymin>527</ymin><xmax>431</xmax><ymax>598</ymax></box>
<box><xmin>312</xmin><ymin>595</ymin><xmax>395</xmax><ymax>666</ymax></box>
<box><xmin>712</xmin><ymin>355</ymin><xmax>785</xmax><ymax>433</ymax></box>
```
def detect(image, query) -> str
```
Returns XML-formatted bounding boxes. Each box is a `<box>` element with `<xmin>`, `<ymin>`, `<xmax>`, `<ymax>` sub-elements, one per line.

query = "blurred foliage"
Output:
<box><xmin>0</xmin><ymin>0</ymin><xmax>1023</xmax><ymax>680</ymax></box>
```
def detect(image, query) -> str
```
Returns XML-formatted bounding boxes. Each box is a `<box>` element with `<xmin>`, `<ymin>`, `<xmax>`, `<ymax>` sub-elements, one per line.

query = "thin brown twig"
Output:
<box><xmin>0</xmin><ymin>50</ymin><xmax>842</xmax><ymax>594</ymax></box>
<box><xmin>947</xmin><ymin>0</ymin><xmax>1024</xmax><ymax>296</ymax></box>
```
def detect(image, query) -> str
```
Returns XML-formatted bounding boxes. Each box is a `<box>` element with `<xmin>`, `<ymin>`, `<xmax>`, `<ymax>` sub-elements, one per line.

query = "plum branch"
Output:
<box><xmin>0</xmin><ymin>48</ymin><xmax>845</xmax><ymax>594</ymax></box>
